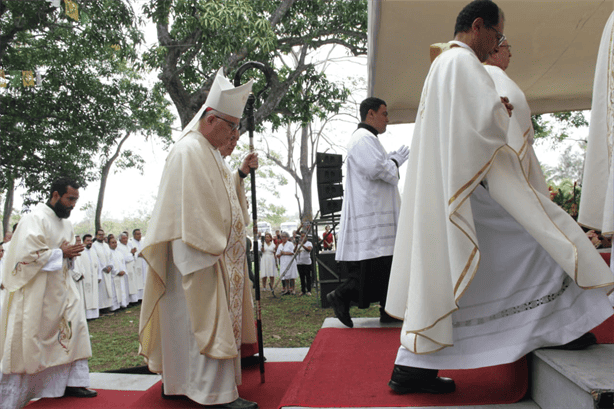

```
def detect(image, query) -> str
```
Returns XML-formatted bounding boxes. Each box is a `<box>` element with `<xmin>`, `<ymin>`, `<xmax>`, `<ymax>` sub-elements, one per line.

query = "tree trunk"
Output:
<box><xmin>298</xmin><ymin>125</ymin><xmax>313</xmax><ymax>220</ymax></box>
<box><xmin>95</xmin><ymin>133</ymin><xmax>131</xmax><ymax>232</ymax></box>
<box><xmin>2</xmin><ymin>177</ymin><xmax>14</xmax><ymax>238</ymax></box>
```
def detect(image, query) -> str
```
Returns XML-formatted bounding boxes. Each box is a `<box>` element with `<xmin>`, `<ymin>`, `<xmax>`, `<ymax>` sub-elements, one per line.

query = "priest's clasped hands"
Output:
<box><xmin>500</xmin><ymin>96</ymin><xmax>513</xmax><ymax>116</ymax></box>
<box><xmin>60</xmin><ymin>240</ymin><xmax>84</xmax><ymax>259</ymax></box>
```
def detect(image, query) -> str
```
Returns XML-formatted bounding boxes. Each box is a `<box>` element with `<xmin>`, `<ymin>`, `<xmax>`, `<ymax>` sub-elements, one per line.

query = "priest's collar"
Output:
<box><xmin>357</xmin><ymin>123</ymin><xmax>379</xmax><ymax>136</ymax></box>
<box><xmin>449</xmin><ymin>40</ymin><xmax>475</xmax><ymax>55</ymax></box>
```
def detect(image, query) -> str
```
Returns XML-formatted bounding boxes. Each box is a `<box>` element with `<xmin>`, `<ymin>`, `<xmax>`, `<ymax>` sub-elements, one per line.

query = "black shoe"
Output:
<box><xmin>549</xmin><ymin>332</ymin><xmax>597</xmax><ymax>350</ymax></box>
<box><xmin>380</xmin><ymin>309</ymin><xmax>403</xmax><ymax>324</ymax></box>
<box><xmin>326</xmin><ymin>291</ymin><xmax>353</xmax><ymax>328</ymax></box>
<box><xmin>63</xmin><ymin>387</ymin><xmax>97</xmax><ymax>398</ymax></box>
<box><xmin>209</xmin><ymin>397</ymin><xmax>259</xmax><ymax>408</ymax></box>
<box><xmin>388</xmin><ymin>365</ymin><xmax>455</xmax><ymax>394</ymax></box>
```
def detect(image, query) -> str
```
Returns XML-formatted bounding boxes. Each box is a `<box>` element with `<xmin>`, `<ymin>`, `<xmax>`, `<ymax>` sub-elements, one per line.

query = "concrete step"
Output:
<box><xmin>531</xmin><ymin>344</ymin><xmax>614</xmax><ymax>409</ymax></box>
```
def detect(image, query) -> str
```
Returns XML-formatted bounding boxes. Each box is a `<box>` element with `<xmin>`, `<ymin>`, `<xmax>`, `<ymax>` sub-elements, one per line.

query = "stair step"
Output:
<box><xmin>531</xmin><ymin>344</ymin><xmax>614</xmax><ymax>409</ymax></box>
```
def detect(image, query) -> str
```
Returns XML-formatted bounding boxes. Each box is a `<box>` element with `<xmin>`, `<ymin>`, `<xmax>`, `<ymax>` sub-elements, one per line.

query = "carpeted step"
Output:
<box><xmin>531</xmin><ymin>344</ymin><xmax>614</xmax><ymax>409</ymax></box>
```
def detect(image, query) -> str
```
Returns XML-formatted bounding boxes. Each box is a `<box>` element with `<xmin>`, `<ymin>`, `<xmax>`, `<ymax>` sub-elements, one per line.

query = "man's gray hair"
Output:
<box><xmin>120</xmin><ymin>232</ymin><xmax>128</xmax><ymax>238</ymax></box>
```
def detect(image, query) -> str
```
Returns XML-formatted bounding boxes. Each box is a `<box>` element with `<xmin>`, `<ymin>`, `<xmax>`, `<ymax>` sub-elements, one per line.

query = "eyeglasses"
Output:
<box><xmin>214</xmin><ymin>115</ymin><xmax>241</xmax><ymax>131</ymax></box>
<box><xmin>499</xmin><ymin>44</ymin><xmax>512</xmax><ymax>51</ymax></box>
<box><xmin>487</xmin><ymin>27</ymin><xmax>506</xmax><ymax>47</ymax></box>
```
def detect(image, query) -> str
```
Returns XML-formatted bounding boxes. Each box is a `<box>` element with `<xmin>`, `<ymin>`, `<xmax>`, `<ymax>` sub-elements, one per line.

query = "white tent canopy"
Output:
<box><xmin>368</xmin><ymin>0</ymin><xmax>614</xmax><ymax>124</ymax></box>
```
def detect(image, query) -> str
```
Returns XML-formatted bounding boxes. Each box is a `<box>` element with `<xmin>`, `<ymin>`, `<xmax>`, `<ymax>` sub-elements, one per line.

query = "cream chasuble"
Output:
<box><xmin>579</xmin><ymin>11</ymin><xmax>614</xmax><ymax>234</ymax></box>
<box><xmin>386</xmin><ymin>46</ymin><xmax>614</xmax><ymax>356</ymax></box>
<box><xmin>0</xmin><ymin>203</ymin><xmax>91</xmax><ymax>374</ymax></box>
<box><xmin>139</xmin><ymin>131</ymin><xmax>256</xmax><ymax>382</ymax></box>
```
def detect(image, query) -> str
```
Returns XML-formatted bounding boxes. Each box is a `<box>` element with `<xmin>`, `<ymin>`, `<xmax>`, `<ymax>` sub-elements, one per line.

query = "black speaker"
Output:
<box><xmin>316</xmin><ymin>252</ymin><xmax>348</xmax><ymax>308</ymax></box>
<box><xmin>316</xmin><ymin>152</ymin><xmax>343</xmax><ymax>168</ymax></box>
<box><xmin>316</xmin><ymin>152</ymin><xmax>344</xmax><ymax>217</ymax></box>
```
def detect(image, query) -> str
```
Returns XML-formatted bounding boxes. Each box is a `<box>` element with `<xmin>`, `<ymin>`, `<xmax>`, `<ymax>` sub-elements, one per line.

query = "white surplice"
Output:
<box><xmin>386</xmin><ymin>43</ymin><xmax>614</xmax><ymax>368</ymax></box>
<box><xmin>335</xmin><ymin>126</ymin><xmax>401</xmax><ymax>262</ymax></box>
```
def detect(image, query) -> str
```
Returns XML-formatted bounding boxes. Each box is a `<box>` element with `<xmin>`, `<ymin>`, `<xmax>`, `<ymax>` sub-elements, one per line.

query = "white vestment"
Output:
<box><xmin>579</xmin><ymin>11</ymin><xmax>614</xmax><ymax>235</ymax></box>
<box><xmin>92</xmin><ymin>241</ymin><xmax>114</xmax><ymax>309</ymax></box>
<box><xmin>277</xmin><ymin>242</ymin><xmax>298</xmax><ymax>280</ymax></box>
<box><xmin>109</xmin><ymin>248</ymin><xmax>129</xmax><ymax>308</ymax></box>
<box><xmin>335</xmin><ymin>126</ymin><xmax>401</xmax><ymax>262</ymax></box>
<box><xmin>0</xmin><ymin>204</ymin><xmax>91</xmax><ymax>407</ymax></box>
<box><xmin>139</xmin><ymin>131</ymin><xmax>256</xmax><ymax>405</ymax></box>
<box><xmin>386</xmin><ymin>44</ymin><xmax>614</xmax><ymax>368</ymax></box>
<box><xmin>73</xmin><ymin>248</ymin><xmax>101</xmax><ymax>319</ymax></box>
<box><xmin>129</xmin><ymin>238</ymin><xmax>146</xmax><ymax>300</ymax></box>
<box><xmin>118</xmin><ymin>242</ymin><xmax>139</xmax><ymax>303</ymax></box>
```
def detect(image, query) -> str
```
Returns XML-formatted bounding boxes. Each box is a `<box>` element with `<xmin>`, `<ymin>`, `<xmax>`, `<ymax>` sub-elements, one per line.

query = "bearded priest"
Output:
<box><xmin>138</xmin><ymin>68</ymin><xmax>258</xmax><ymax>409</ymax></box>
<box><xmin>385</xmin><ymin>0</ymin><xmax>614</xmax><ymax>395</ymax></box>
<box><xmin>0</xmin><ymin>177</ymin><xmax>96</xmax><ymax>408</ymax></box>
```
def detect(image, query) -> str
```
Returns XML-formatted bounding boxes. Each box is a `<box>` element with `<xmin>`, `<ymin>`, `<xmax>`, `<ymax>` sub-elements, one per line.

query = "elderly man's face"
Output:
<box><xmin>487</xmin><ymin>40</ymin><xmax>512</xmax><ymax>71</ymax></box>
<box><xmin>200</xmin><ymin>111</ymin><xmax>240</xmax><ymax>149</ymax></box>
<box><xmin>219</xmin><ymin>129</ymin><xmax>240</xmax><ymax>157</ymax></box>
<box><xmin>119</xmin><ymin>235</ymin><xmax>128</xmax><ymax>245</ymax></box>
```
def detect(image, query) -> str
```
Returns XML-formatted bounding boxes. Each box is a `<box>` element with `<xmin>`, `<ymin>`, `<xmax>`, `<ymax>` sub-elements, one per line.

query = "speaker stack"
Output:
<box><xmin>315</xmin><ymin>152</ymin><xmax>345</xmax><ymax>307</ymax></box>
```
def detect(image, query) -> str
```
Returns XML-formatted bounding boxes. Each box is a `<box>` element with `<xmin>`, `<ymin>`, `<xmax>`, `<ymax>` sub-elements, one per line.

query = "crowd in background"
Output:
<box><xmin>0</xmin><ymin>225</ymin><xmax>146</xmax><ymax>319</ymax></box>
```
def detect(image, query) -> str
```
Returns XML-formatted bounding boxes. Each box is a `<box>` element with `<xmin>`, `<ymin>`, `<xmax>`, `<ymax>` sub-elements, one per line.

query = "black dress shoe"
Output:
<box><xmin>326</xmin><ymin>291</ymin><xmax>353</xmax><ymax>328</ymax></box>
<box><xmin>388</xmin><ymin>364</ymin><xmax>455</xmax><ymax>394</ymax></box>
<box><xmin>549</xmin><ymin>332</ymin><xmax>597</xmax><ymax>350</ymax></box>
<box><xmin>63</xmin><ymin>387</ymin><xmax>98</xmax><ymax>398</ymax></box>
<box><xmin>380</xmin><ymin>309</ymin><xmax>403</xmax><ymax>324</ymax></box>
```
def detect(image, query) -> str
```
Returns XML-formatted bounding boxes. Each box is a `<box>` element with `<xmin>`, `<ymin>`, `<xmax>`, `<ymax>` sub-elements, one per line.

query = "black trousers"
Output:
<box><xmin>297</xmin><ymin>264</ymin><xmax>312</xmax><ymax>293</ymax></box>
<box><xmin>335</xmin><ymin>255</ymin><xmax>393</xmax><ymax>309</ymax></box>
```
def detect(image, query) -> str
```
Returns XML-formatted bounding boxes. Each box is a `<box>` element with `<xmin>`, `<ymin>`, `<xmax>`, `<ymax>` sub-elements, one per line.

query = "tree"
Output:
<box><xmin>532</xmin><ymin>111</ymin><xmax>589</xmax><ymax>146</ymax></box>
<box><xmin>0</xmin><ymin>0</ymin><xmax>173</xmax><ymax>232</ymax></box>
<box><xmin>142</xmin><ymin>0</ymin><xmax>367</xmax><ymax>128</ymax></box>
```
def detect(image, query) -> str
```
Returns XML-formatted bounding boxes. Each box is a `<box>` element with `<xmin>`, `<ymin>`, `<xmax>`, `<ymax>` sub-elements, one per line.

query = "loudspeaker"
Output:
<box><xmin>316</xmin><ymin>252</ymin><xmax>348</xmax><ymax>308</ymax></box>
<box><xmin>316</xmin><ymin>152</ymin><xmax>343</xmax><ymax>217</ymax></box>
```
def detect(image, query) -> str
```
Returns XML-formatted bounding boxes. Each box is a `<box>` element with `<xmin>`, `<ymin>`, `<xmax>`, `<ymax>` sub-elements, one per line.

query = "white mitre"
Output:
<box><xmin>179</xmin><ymin>67</ymin><xmax>254</xmax><ymax>140</ymax></box>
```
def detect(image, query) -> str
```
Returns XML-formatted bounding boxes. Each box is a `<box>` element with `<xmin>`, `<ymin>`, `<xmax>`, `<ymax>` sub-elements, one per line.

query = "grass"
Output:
<box><xmin>87</xmin><ymin>280</ymin><xmax>380</xmax><ymax>372</ymax></box>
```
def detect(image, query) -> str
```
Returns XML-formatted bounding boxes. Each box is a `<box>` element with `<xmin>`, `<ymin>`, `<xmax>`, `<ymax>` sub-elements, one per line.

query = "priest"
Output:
<box><xmin>385</xmin><ymin>0</ymin><xmax>614</xmax><ymax>395</ymax></box>
<box><xmin>129</xmin><ymin>229</ymin><xmax>146</xmax><ymax>300</ymax></box>
<box><xmin>108</xmin><ymin>237</ymin><xmax>129</xmax><ymax>309</ymax></box>
<box><xmin>138</xmin><ymin>68</ymin><xmax>258</xmax><ymax>409</ymax></box>
<box><xmin>578</xmin><ymin>10</ymin><xmax>614</xmax><ymax>306</ymax></box>
<box><xmin>92</xmin><ymin>229</ymin><xmax>114</xmax><ymax>310</ymax></box>
<box><xmin>328</xmin><ymin>97</ymin><xmax>409</xmax><ymax>327</ymax></box>
<box><xmin>75</xmin><ymin>234</ymin><xmax>102</xmax><ymax>320</ymax></box>
<box><xmin>0</xmin><ymin>177</ymin><xmax>96</xmax><ymax>408</ymax></box>
<box><xmin>118</xmin><ymin>232</ymin><xmax>139</xmax><ymax>304</ymax></box>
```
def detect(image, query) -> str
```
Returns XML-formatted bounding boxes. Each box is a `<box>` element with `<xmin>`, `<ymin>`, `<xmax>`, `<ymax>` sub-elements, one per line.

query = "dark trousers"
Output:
<box><xmin>297</xmin><ymin>264</ymin><xmax>312</xmax><ymax>293</ymax></box>
<box><xmin>335</xmin><ymin>255</ymin><xmax>393</xmax><ymax>310</ymax></box>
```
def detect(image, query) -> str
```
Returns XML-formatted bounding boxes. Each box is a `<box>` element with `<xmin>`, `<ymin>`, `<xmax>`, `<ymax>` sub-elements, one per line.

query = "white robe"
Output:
<box><xmin>0</xmin><ymin>204</ymin><xmax>91</xmax><ymax>407</ymax></box>
<box><xmin>73</xmin><ymin>248</ymin><xmax>101</xmax><ymax>320</ymax></box>
<box><xmin>109</xmin><ymin>248</ymin><xmax>129</xmax><ymax>308</ymax></box>
<box><xmin>335</xmin><ymin>127</ymin><xmax>401</xmax><ymax>261</ymax></box>
<box><xmin>387</xmin><ymin>43</ymin><xmax>614</xmax><ymax>367</ymax></box>
<box><xmin>92</xmin><ymin>241</ymin><xmax>113</xmax><ymax>309</ymax></box>
<box><xmin>129</xmin><ymin>238</ymin><xmax>146</xmax><ymax>300</ymax></box>
<box><xmin>118</xmin><ymin>242</ymin><xmax>139</xmax><ymax>303</ymax></box>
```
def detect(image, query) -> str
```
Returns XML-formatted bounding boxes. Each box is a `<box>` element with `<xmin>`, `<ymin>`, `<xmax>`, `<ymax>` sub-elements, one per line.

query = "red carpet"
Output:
<box><xmin>27</xmin><ymin>362</ymin><xmax>301</xmax><ymax>409</ymax></box>
<box><xmin>593</xmin><ymin>310</ymin><xmax>614</xmax><ymax>344</ymax></box>
<box><xmin>279</xmin><ymin>328</ymin><xmax>528</xmax><ymax>408</ymax></box>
